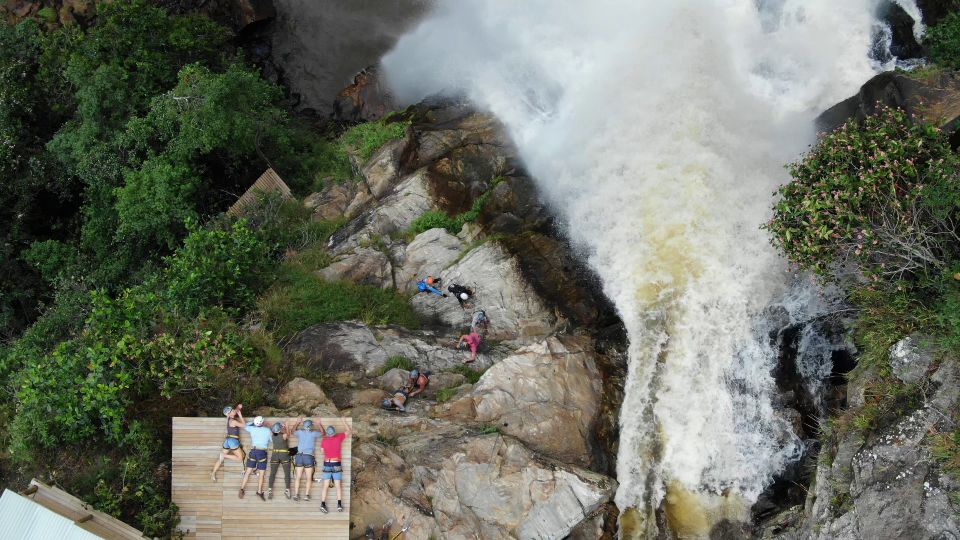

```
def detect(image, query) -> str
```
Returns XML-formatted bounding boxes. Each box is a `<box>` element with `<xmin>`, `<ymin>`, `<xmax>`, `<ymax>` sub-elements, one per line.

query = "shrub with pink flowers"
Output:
<box><xmin>766</xmin><ymin>106</ymin><xmax>960</xmax><ymax>281</ymax></box>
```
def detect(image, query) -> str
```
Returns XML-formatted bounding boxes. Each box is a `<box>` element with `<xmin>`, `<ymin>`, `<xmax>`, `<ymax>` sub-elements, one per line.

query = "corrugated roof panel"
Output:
<box><xmin>0</xmin><ymin>489</ymin><xmax>103</xmax><ymax>540</ymax></box>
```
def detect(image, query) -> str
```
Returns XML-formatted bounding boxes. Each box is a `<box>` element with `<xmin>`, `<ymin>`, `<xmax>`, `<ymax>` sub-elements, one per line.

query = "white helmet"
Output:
<box><xmin>460</xmin><ymin>293</ymin><xmax>469</xmax><ymax>300</ymax></box>
<box><xmin>253</xmin><ymin>416</ymin><xmax>264</xmax><ymax>427</ymax></box>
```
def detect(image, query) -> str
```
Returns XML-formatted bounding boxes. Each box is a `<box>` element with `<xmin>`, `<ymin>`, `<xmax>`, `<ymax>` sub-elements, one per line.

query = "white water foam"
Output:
<box><xmin>383</xmin><ymin>0</ymin><xmax>880</xmax><ymax>532</ymax></box>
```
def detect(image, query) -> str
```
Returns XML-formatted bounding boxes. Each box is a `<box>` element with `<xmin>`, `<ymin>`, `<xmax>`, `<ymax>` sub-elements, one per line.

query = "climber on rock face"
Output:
<box><xmin>457</xmin><ymin>331</ymin><xmax>483</xmax><ymax>363</ymax></box>
<box><xmin>447</xmin><ymin>283</ymin><xmax>473</xmax><ymax>308</ymax></box>
<box><xmin>416</xmin><ymin>275</ymin><xmax>446</xmax><ymax>297</ymax></box>
<box><xmin>406</xmin><ymin>368</ymin><xmax>430</xmax><ymax>398</ymax></box>
<box><xmin>471</xmin><ymin>309</ymin><xmax>489</xmax><ymax>337</ymax></box>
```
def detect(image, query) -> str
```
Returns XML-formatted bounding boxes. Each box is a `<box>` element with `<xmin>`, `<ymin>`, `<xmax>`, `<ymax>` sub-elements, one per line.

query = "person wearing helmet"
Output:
<box><xmin>471</xmin><ymin>309</ymin><xmax>489</xmax><ymax>337</ymax></box>
<box><xmin>211</xmin><ymin>404</ymin><xmax>246</xmax><ymax>481</ymax></box>
<box><xmin>447</xmin><ymin>283</ymin><xmax>473</xmax><ymax>308</ymax></box>
<box><xmin>318</xmin><ymin>420</ymin><xmax>352</xmax><ymax>514</ymax></box>
<box><xmin>239</xmin><ymin>415</ymin><xmax>272</xmax><ymax>500</ymax></box>
<box><xmin>416</xmin><ymin>276</ymin><xmax>446</xmax><ymax>297</ymax></box>
<box><xmin>267</xmin><ymin>417</ymin><xmax>300</xmax><ymax>500</ymax></box>
<box><xmin>406</xmin><ymin>369</ymin><xmax>430</xmax><ymax>399</ymax></box>
<box><xmin>456</xmin><ymin>331</ymin><xmax>483</xmax><ymax>363</ymax></box>
<box><xmin>291</xmin><ymin>418</ymin><xmax>323</xmax><ymax>502</ymax></box>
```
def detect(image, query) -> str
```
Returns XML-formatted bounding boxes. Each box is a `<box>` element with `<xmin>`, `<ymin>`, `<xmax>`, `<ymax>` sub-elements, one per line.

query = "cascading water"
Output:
<box><xmin>383</xmin><ymin>0</ymin><xmax>882</xmax><ymax>535</ymax></box>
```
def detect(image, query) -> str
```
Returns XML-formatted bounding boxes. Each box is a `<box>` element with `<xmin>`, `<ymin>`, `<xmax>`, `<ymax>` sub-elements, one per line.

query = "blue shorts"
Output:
<box><xmin>321</xmin><ymin>462</ymin><xmax>343</xmax><ymax>480</ymax></box>
<box><xmin>294</xmin><ymin>453</ymin><xmax>315</xmax><ymax>468</ymax></box>
<box><xmin>246</xmin><ymin>449</ymin><xmax>268</xmax><ymax>471</ymax></box>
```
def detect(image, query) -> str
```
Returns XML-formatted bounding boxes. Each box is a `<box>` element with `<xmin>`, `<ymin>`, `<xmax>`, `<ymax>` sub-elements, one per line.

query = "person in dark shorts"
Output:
<box><xmin>318</xmin><ymin>420</ymin><xmax>352</xmax><ymax>514</ymax></box>
<box><xmin>292</xmin><ymin>419</ymin><xmax>322</xmax><ymax>502</ymax></box>
<box><xmin>267</xmin><ymin>417</ymin><xmax>300</xmax><ymax>500</ymax></box>
<box><xmin>239</xmin><ymin>416</ymin><xmax>272</xmax><ymax>500</ymax></box>
<box><xmin>447</xmin><ymin>283</ymin><xmax>473</xmax><ymax>308</ymax></box>
<box><xmin>211</xmin><ymin>404</ymin><xmax>245</xmax><ymax>481</ymax></box>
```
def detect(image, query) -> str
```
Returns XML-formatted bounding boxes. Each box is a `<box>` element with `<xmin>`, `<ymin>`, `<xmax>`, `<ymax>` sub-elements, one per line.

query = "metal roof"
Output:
<box><xmin>0</xmin><ymin>489</ymin><xmax>103</xmax><ymax>540</ymax></box>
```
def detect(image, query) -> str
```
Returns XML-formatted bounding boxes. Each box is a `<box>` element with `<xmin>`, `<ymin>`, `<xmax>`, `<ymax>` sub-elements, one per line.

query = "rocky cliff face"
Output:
<box><xmin>284</xmin><ymin>95</ymin><xmax>624</xmax><ymax>539</ymax></box>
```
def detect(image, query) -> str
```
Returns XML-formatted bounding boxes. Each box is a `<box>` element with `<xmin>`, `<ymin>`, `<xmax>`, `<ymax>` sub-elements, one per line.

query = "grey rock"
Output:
<box><xmin>317</xmin><ymin>246</ymin><xmax>393</xmax><ymax>288</ymax></box>
<box><xmin>304</xmin><ymin>182</ymin><xmax>355</xmax><ymax>221</ymax></box>
<box><xmin>361</xmin><ymin>138</ymin><xmax>406</xmax><ymax>199</ymax></box>
<box><xmin>888</xmin><ymin>334</ymin><xmax>935</xmax><ymax>384</ymax></box>
<box><xmin>439</xmin><ymin>336</ymin><xmax>601</xmax><ymax>466</ymax></box>
<box><xmin>399</xmin><ymin>228</ymin><xmax>466</xmax><ymax>293</ymax></box>
<box><xmin>411</xmin><ymin>241</ymin><xmax>555</xmax><ymax>340</ymax></box>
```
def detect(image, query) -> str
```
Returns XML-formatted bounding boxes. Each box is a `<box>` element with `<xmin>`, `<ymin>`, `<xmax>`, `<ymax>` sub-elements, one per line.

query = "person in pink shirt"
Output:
<box><xmin>456</xmin><ymin>331</ymin><xmax>482</xmax><ymax>363</ymax></box>
<box><xmin>317</xmin><ymin>420</ymin><xmax>352</xmax><ymax>514</ymax></box>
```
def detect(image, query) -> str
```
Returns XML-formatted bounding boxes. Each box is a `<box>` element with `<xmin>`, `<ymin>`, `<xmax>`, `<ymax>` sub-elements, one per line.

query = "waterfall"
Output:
<box><xmin>382</xmin><ymin>0</ymin><xmax>880</xmax><ymax>535</ymax></box>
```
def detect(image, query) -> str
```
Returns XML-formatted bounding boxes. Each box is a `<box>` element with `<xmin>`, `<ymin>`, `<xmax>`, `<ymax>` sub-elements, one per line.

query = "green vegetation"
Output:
<box><xmin>435</xmin><ymin>386</ymin><xmax>460</xmax><ymax>403</ymax></box>
<box><xmin>381</xmin><ymin>356</ymin><xmax>416</xmax><ymax>374</ymax></box>
<box><xmin>0</xmin><ymin>2</ymin><xmax>419</xmax><ymax>535</ymax></box>
<box><xmin>409</xmin><ymin>191</ymin><xmax>492</xmax><ymax>236</ymax></box>
<box><xmin>925</xmin><ymin>12</ymin><xmax>960</xmax><ymax>69</ymax></box>
<box><xmin>478</xmin><ymin>424</ymin><xmax>501</xmax><ymax>435</ymax></box>
<box><xmin>769</xmin><ymin>103</ymin><xmax>960</xmax><ymax>503</ymax></box>
<box><xmin>448</xmin><ymin>364</ymin><xmax>486</xmax><ymax>384</ymax></box>
<box><xmin>259</xmin><ymin>263</ymin><xmax>417</xmax><ymax>338</ymax></box>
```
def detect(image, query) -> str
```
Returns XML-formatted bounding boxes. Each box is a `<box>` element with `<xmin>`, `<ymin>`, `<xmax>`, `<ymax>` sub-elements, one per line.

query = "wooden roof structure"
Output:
<box><xmin>0</xmin><ymin>479</ymin><xmax>146</xmax><ymax>539</ymax></box>
<box><xmin>227</xmin><ymin>168</ymin><xmax>292</xmax><ymax>216</ymax></box>
<box><xmin>171</xmin><ymin>417</ymin><xmax>352</xmax><ymax>539</ymax></box>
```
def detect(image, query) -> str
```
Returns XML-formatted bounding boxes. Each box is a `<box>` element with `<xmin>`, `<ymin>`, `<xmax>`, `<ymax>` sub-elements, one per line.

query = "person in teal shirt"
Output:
<box><xmin>239</xmin><ymin>416</ymin><xmax>272</xmax><ymax>500</ymax></box>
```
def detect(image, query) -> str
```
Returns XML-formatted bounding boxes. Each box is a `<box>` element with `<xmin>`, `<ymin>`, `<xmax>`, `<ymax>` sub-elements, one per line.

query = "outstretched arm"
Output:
<box><xmin>229</xmin><ymin>404</ymin><xmax>245</xmax><ymax>427</ymax></box>
<box><xmin>408</xmin><ymin>377</ymin><xmax>427</xmax><ymax>398</ymax></box>
<box><xmin>343</xmin><ymin>419</ymin><xmax>352</xmax><ymax>439</ymax></box>
<box><xmin>316</xmin><ymin>417</ymin><xmax>326</xmax><ymax>435</ymax></box>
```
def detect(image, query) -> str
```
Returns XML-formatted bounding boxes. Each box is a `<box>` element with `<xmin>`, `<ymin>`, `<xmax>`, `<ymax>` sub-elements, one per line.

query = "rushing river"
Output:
<box><xmin>381</xmin><ymin>0</ymin><xmax>885</xmax><ymax>536</ymax></box>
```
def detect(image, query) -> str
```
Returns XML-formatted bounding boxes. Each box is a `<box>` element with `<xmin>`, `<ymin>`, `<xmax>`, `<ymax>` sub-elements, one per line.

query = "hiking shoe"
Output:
<box><xmin>238</xmin><ymin>489</ymin><xmax>245</xmax><ymax>499</ymax></box>
<box><xmin>267</xmin><ymin>489</ymin><xmax>273</xmax><ymax>500</ymax></box>
<box><xmin>320</xmin><ymin>502</ymin><xmax>328</xmax><ymax>514</ymax></box>
<box><xmin>210</xmin><ymin>473</ymin><xmax>217</xmax><ymax>482</ymax></box>
<box><xmin>305</xmin><ymin>494</ymin><xmax>311</xmax><ymax>502</ymax></box>
<box><xmin>284</xmin><ymin>489</ymin><xmax>291</xmax><ymax>499</ymax></box>
<box><xmin>337</xmin><ymin>502</ymin><xmax>343</xmax><ymax>512</ymax></box>
<box><xmin>293</xmin><ymin>494</ymin><xmax>299</xmax><ymax>502</ymax></box>
<box><xmin>257</xmin><ymin>491</ymin><xmax>266</xmax><ymax>501</ymax></box>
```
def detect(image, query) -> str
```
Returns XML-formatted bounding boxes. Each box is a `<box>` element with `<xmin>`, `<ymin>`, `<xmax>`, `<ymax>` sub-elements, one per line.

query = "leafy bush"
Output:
<box><xmin>258</xmin><ymin>265</ymin><xmax>418</xmax><ymax>337</ymax></box>
<box><xmin>925</xmin><ymin>12</ymin><xmax>960</xmax><ymax>69</ymax></box>
<box><xmin>163</xmin><ymin>220</ymin><xmax>271</xmax><ymax>317</ymax></box>
<box><xmin>767</xmin><ymin>106</ymin><xmax>960</xmax><ymax>279</ymax></box>
<box><xmin>380</xmin><ymin>356</ymin><xmax>415</xmax><ymax>374</ymax></box>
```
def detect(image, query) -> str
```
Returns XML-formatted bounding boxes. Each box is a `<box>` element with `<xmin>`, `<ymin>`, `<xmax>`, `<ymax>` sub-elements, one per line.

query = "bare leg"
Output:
<box><xmin>303</xmin><ymin>468</ymin><xmax>313</xmax><ymax>497</ymax></box>
<box><xmin>211</xmin><ymin>452</ymin><xmax>226</xmax><ymax>480</ymax></box>
<box><xmin>320</xmin><ymin>475</ymin><xmax>328</xmax><ymax>505</ymax></box>
<box><xmin>239</xmin><ymin>467</ymin><xmax>253</xmax><ymax>497</ymax></box>
<box><xmin>293</xmin><ymin>466</ymin><xmax>304</xmax><ymax>498</ymax></box>
<box><xmin>257</xmin><ymin>470</ymin><xmax>266</xmax><ymax>494</ymax></box>
<box><xmin>335</xmin><ymin>479</ymin><xmax>342</xmax><ymax>502</ymax></box>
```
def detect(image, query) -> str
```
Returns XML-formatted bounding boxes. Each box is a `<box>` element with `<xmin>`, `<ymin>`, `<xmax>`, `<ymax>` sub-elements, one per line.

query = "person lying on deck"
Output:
<box><xmin>292</xmin><ymin>419</ymin><xmax>322</xmax><ymax>502</ymax></box>
<box><xmin>239</xmin><ymin>416</ymin><xmax>272</xmax><ymax>500</ymax></box>
<box><xmin>211</xmin><ymin>404</ymin><xmax>245</xmax><ymax>481</ymax></box>
<box><xmin>318</xmin><ymin>420</ymin><xmax>352</xmax><ymax>514</ymax></box>
<box><xmin>267</xmin><ymin>417</ymin><xmax>300</xmax><ymax>500</ymax></box>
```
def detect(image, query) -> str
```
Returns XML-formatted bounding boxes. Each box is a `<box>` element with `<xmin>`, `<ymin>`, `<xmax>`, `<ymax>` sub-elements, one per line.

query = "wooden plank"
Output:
<box><xmin>26</xmin><ymin>480</ymin><xmax>145</xmax><ymax>539</ymax></box>
<box><xmin>172</xmin><ymin>417</ymin><xmax>351</xmax><ymax>539</ymax></box>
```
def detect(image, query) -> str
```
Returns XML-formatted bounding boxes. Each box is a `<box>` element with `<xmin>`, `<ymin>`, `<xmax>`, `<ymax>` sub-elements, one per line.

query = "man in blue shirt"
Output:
<box><xmin>239</xmin><ymin>415</ymin><xmax>272</xmax><ymax>500</ymax></box>
<box><xmin>291</xmin><ymin>418</ymin><xmax>323</xmax><ymax>502</ymax></box>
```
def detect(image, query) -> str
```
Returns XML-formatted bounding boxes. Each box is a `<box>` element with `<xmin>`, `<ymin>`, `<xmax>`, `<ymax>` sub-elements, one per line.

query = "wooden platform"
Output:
<box><xmin>172</xmin><ymin>417</ymin><xmax>351</xmax><ymax>539</ymax></box>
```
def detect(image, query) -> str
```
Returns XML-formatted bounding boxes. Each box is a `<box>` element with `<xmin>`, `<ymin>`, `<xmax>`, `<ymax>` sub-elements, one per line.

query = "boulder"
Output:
<box><xmin>317</xmin><ymin>246</ymin><xmax>393</xmax><ymax>288</ymax></box>
<box><xmin>398</xmin><ymin>228</ymin><xmax>466</xmax><ymax>293</ymax></box>
<box><xmin>376</xmin><ymin>368</ymin><xmax>409</xmax><ymax>391</ymax></box>
<box><xmin>330</xmin><ymin>169</ymin><xmax>436</xmax><ymax>253</ymax></box>
<box><xmin>888</xmin><ymin>334</ymin><xmax>935</xmax><ymax>384</ymax></box>
<box><xmin>439</xmin><ymin>336</ymin><xmax>601</xmax><ymax>467</ymax></box>
<box><xmin>276</xmin><ymin>377</ymin><xmax>339</xmax><ymax>417</ymax></box>
<box><xmin>410</xmin><ymin>241</ymin><xmax>556</xmax><ymax>340</ymax></box>
<box><xmin>304</xmin><ymin>183</ymin><xmax>355</xmax><ymax>221</ymax></box>
<box><xmin>230</xmin><ymin>0</ymin><xmax>275</xmax><ymax>30</ymax></box>
<box><xmin>350</xmin><ymin>426</ymin><xmax>616</xmax><ymax>540</ymax></box>
<box><xmin>361</xmin><ymin>138</ymin><xmax>407</xmax><ymax>199</ymax></box>
<box><xmin>817</xmin><ymin>71</ymin><xmax>960</xmax><ymax>137</ymax></box>
<box><xmin>283</xmin><ymin>322</ymin><xmax>500</xmax><ymax>377</ymax></box>
<box><xmin>333</xmin><ymin>66</ymin><xmax>395</xmax><ymax>123</ymax></box>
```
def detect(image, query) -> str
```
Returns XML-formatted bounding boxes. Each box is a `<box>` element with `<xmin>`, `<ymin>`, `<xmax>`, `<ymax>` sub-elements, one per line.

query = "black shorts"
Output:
<box><xmin>246</xmin><ymin>449</ymin><xmax>268</xmax><ymax>471</ymax></box>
